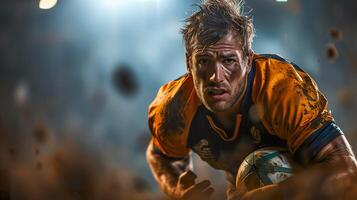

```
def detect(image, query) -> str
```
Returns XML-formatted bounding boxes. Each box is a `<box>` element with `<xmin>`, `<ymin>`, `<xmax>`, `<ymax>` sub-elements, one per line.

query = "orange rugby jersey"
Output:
<box><xmin>148</xmin><ymin>54</ymin><xmax>342</xmax><ymax>174</ymax></box>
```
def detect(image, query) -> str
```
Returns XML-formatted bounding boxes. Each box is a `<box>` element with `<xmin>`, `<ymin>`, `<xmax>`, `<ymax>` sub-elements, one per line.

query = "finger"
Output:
<box><xmin>202</xmin><ymin>187</ymin><xmax>214</xmax><ymax>197</ymax></box>
<box><xmin>188</xmin><ymin>180</ymin><xmax>211</xmax><ymax>193</ymax></box>
<box><xmin>179</xmin><ymin>170</ymin><xmax>197</xmax><ymax>188</ymax></box>
<box><xmin>185</xmin><ymin>186</ymin><xmax>214</xmax><ymax>200</ymax></box>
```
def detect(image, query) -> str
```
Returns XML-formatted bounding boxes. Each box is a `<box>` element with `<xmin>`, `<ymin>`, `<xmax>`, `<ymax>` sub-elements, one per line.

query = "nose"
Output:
<box><xmin>209</xmin><ymin>63</ymin><xmax>224</xmax><ymax>83</ymax></box>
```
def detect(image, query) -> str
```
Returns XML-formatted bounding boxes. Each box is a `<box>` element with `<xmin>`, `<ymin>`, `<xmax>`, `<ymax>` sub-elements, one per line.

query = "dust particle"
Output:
<box><xmin>329</xmin><ymin>27</ymin><xmax>343</xmax><ymax>41</ymax></box>
<box><xmin>32</xmin><ymin>121</ymin><xmax>49</xmax><ymax>143</ymax></box>
<box><xmin>325</xmin><ymin>43</ymin><xmax>339</xmax><ymax>62</ymax></box>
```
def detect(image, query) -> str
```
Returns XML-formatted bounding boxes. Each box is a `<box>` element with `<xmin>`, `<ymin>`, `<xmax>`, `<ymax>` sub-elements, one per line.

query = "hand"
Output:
<box><xmin>173</xmin><ymin>170</ymin><xmax>214</xmax><ymax>200</ymax></box>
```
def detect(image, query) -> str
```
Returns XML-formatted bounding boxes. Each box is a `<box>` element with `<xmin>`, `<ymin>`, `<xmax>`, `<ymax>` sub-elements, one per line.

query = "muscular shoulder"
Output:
<box><xmin>252</xmin><ymin>54</ymin><xmax>315</xmax><ymax>96</ymax></box>
<box><xmin>251</xmin><ymin>54</ymin><xmax>333</xmax><ymax>152</ymax></box>
<box><xmin>148</xmin><ymin>74</ymin><xmax>201</xmax><ymax>157</ymax></box>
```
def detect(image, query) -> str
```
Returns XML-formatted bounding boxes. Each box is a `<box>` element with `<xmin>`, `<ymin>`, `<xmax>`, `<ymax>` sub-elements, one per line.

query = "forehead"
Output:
<box><xmin>191</xmin><ymin>31</ymin><xmax>243</xmax><ymax>55</ymax></box>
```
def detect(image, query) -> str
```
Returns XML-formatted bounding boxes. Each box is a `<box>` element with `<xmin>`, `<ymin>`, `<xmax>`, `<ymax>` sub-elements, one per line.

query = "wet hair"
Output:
<box><xmin>181</xmin><ymin>0</ymin><xmax>255</xmax><ymax>56</ymax></box>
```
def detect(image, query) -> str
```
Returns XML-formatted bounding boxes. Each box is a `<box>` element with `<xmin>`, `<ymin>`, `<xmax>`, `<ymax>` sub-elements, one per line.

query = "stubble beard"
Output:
<box><xmin>195</xmin><ymin>75</ymin><xmax>248</xmax><ymax>114</ymax></box>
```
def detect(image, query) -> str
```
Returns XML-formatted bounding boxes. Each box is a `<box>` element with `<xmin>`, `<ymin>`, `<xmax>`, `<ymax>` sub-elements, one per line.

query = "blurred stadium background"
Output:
<box><xmin>0</xmin><ymin>0</ymin><xmax>356</xmax><ymax>199</ymax></box>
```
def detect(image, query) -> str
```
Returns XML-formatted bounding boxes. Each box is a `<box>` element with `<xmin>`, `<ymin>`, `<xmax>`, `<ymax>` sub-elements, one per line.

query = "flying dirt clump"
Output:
<box><xmin>112</xmin><ymin>64</ymin><xmax>139</xmax><ymax>97</ymax></box>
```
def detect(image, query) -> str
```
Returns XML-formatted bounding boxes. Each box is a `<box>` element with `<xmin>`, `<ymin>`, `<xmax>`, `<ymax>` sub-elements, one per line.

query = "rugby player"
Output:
<box><xmin>146</xmin><ymin>0</ymin><xmax>357</xmax><ymax>199</ymax></box>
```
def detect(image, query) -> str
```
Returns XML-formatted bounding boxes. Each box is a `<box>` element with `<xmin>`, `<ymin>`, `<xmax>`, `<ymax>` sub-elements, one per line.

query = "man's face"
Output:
<box><xmin>187</xmin><ymin>31</ymin><xmax>253</xmax><ymax>114</ymax></box>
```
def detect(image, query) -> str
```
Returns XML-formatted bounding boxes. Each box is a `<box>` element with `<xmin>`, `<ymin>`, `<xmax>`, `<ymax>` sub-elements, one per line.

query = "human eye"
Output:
<box><xmin>223</xmin><ymin>58</ymin><xmax>236</xmax><ymax>65</ymax></box>
<box><xmin>197</xmin><ymin>58</ymin><xmax>209</xmax><ymax>65</ymax></box>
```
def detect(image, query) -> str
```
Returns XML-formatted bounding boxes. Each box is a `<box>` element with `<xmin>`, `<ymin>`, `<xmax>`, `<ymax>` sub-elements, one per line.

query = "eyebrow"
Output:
<box><xmin>194</xmin><ymin>51</ymin><xmax>237</xmax><ymax>58</ymax></box>
<box><xmin>220</xmin><ymin>53</ymin><xmax>237</xmax><ymax>58</ymax></box>
<box><xmin>195</xmin><ymin>52</ymin><xmax>213</xmax><ymax>57</ymax></box>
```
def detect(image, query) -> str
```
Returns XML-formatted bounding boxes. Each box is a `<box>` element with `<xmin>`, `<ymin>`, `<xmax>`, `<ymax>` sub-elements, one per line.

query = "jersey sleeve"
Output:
<box><xmin>148</xmin><ymin>74</ymin><xmax>200</xmax><ymax>158</ymax></box>
<box><xmin>252</xmin><ymin>57</ymin><xmax>343</xmax><ymax>163</ymax></box>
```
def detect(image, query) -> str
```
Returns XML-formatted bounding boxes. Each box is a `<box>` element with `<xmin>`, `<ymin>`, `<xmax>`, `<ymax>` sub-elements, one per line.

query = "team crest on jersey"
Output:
<box><xmin>250</xmin><ymin>126</ymin><xmax>262</xmax><ymax>144</ymax></box>
<box><xmin>193</xmin><ymin>139</ymin><xmax>215</xmax><ymax>161</ymax></box>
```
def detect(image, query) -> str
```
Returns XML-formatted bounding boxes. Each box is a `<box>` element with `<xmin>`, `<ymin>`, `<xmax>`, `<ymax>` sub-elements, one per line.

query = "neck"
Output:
<box><xmin>214</xmin><ymin>75</ymin><xmax>248</xmax><ymax>130</ymax></box>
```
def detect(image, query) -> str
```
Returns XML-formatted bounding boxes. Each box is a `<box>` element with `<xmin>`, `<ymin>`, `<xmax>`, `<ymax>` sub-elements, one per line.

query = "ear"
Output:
<box><xmin>185</xmin><ymin>53</ymin><xmax>192</xmax><ymax>74</ymax></box>
<box><xmin>246</xmin><ymin>50</ymin><xmax>254</xmax><ymax>73</ymax></box>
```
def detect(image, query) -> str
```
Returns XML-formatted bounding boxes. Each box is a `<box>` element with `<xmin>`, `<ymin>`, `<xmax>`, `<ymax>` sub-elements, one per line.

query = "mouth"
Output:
<box><xmin>205</xmin><ymin>87</ymin><xmax>228</xmax><ymax>100</ymax></box>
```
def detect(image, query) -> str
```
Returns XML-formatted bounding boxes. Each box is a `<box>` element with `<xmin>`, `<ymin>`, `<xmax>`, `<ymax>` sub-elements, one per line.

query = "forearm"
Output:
<box><xmin>237</xmin><ymin>135</ymin><xmax>357</xmax><ymax>200</ymax></box>
<box><xmin>146</xmin><ymin>140</ymin><xmax>189</xmax><ymax>197</ymax></box>
<box><xmin>239</xmin><ymin>184</ymin><xmax>282</xmax><ymax>200</ymax></box>
<box><xmin>314</xmin><ymin>135</ymin><xmax>357</xmax><ymax>173</ymax></box>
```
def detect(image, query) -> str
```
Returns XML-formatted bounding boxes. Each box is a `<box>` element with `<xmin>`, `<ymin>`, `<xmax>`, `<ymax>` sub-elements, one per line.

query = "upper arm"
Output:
<box><xmin>148</xmin><ymin>74</ymin><xmax>200</xmax><ymax>158</ymax></box>
<box><xmin>252</xmin><ymin>59</ymin><xmax>343</xmax><ymax>164</ymax></box>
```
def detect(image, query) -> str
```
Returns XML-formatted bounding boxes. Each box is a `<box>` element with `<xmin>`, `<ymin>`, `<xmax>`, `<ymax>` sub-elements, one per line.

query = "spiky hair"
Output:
<box><xmin>181</xmin><ymin>0</ymin><xmax>255</xmax><ymax>56</ymax></box>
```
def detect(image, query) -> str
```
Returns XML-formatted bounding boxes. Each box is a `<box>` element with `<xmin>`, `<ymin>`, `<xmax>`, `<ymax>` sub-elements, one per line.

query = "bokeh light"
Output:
<box><xmin>39</xmin><ymin>0</ymin><xmax>58</xmax><ymax>9</ymax></box>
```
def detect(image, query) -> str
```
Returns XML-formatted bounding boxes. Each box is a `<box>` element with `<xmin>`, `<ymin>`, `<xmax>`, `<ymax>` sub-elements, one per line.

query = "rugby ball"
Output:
<box><xmin>236</xmin><ymin>147</ymin><xmax>298</xmax><ymax>192</ymax></box>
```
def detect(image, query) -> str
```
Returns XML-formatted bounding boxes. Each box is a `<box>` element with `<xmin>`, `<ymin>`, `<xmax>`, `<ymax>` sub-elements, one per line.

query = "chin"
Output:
<box><xmin>204</xmin><ymin>101</ymin><xmax>230</xmax><ymax>113</ymax></box>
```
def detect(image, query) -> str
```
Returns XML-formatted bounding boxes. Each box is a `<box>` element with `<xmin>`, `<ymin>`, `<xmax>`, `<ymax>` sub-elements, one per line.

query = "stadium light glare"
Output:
<box><xmin>39</xmin><ymin>0</ymin><xmax>58</xmax><ymax>9</ymax></box>
<box><xmin>276</xmin><ymin>0</ymin><xmax>288</xmax><ymax>2</ymax></box>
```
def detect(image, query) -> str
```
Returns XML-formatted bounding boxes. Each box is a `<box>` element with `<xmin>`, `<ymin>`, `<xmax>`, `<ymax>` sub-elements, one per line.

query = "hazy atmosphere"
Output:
<box><xmin>0</xmin><ymin>0</ymin><xmax>356</xmax><ymax>199</ymax></box>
